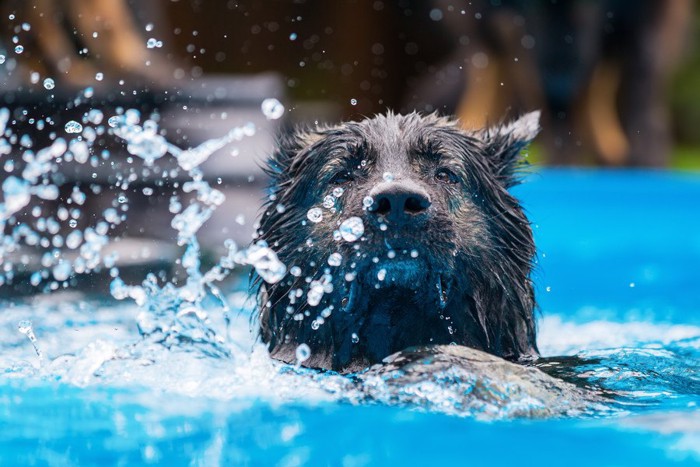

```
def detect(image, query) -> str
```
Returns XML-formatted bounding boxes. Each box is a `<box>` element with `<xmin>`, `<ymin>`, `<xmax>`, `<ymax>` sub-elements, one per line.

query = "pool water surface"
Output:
<box><xmin>1</xmin><ymin>169</ymin><xmax>699</xmax><ymax>465</ymax></box>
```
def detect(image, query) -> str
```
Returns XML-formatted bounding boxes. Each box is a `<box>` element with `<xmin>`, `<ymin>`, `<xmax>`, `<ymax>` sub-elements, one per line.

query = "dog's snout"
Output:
<box><xmin>369</xmin><ymin>181</ymin><xmax>431</xmax><ymax>224</ymax></box>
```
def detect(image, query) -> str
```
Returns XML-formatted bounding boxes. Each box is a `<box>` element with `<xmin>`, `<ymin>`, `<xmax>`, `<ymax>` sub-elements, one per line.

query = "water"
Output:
<box><xmin>0</xmin><ymin>94</ymin><xmax>699</xmax><ymax>463</ymax></box>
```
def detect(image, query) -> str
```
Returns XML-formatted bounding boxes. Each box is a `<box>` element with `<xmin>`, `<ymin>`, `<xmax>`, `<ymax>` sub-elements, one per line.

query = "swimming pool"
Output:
<box><xmin>2</xmin><ymin>169</ymin><xmax>699</xmax><ymax>465</ymax></box>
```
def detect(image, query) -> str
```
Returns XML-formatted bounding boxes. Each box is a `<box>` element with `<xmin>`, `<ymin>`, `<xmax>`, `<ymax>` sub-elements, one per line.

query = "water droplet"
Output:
<box><xmin>17</xmin><ymin>320</ymin><xmax>33</xmax><ymax>335</ymax></box>
<box><xmin>328</xmin><ymin>252</ymin><xmax>342</xmax><ymax>267</ymax></box>
<box><xmin>64</xmin><ymin>120</ymin><xmax>83</xmax><ymax>133</ymax></box>
<box><xmin>351</xmin><ymin>333</ymin><xmax>359</xmax><ymax>344</ymax></box>
<box><xmin>238</xmin><ymin>242</ymin><xmax>287</xmax><ymax>284</ymax></box>
<box><xmin>146</xmin><ymin>38</ymin><xmax>163</xmax><ymax>49</ymax></box>
<box><xmin>306</xmin><ymin>207</ymin><xmax>323</xmax><ymax>223</ymax></box>
<box><xmin>43</xmin><ymin>78</ymin><xmax>55</xmax><ymax>90</ymax></box>
<box><xmin>350</xmin><ymin>98</ymin><xmax>357</xmax><ymax>106</ymax></box>
<box><xmin>0</xmin><ymin>55</ymin><xmax>5</xmax><ymax>64</ymax></box>
<box><xmin>295</xmin><ymin>343</ymin><xmax>311</xmax><ymax>363</ymax></box>
<box><xmin>289</xmin><ymin>33</ymin><xmax>297</xmax><ymax>41</ymax></box>
<box><xmin>261</xmin><ymin>98</ymin><xmax>284</xmax><ymax>120</ymax></box>
<box><xmin>383</xmin><ymin>172</ymin><xmax>394</xmax><ymax>182</ymax></box>
<box><xmin>322</xmin><ymin>195</ymin><xmax>335</xmax><ymax>209</ymax></box>
<box><xmin>377</xmin><ymin>269</ymin><xmax>386</xmax><ymax>281</ymax></box>
<box><xmin>290</xmin><ymin>266</ymin><xmax>302</xmax><ymax>277</ymax></box>
<box><xmin>95</xmin><ymin>72</ymin><xmax>104</xmax><ymax>81</ymax></box>
<box><xmin>332</xmin><ymin>187</ymin><xmax>344</xmax><ymax>197</ymax></box>
<box><xmin>410</xmin><ymin>249</ymin><xmax>419</xmax><ymax>258</ymax></box>
<box><xmin>429</xmin><ymin>8</ymin><xmax>443</xmax><ymax>21</ymax></box>
<box><xmin>362</xmin><ymin>196</ymin><xmax>374</xmax><ymax>209</ymax></box>
<box><xmin>14</xmin><ymin>45</ymin><xmax>23</xmax><ymax>54</ymax></box>
<box><xmin>339</xmin><ymin>217</ymin><xmax>364</xmax><ymax>242</ymax></box>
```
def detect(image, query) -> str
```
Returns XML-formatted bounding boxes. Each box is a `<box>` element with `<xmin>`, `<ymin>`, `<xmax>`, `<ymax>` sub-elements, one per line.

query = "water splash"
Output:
<box><xmin>0</xmin><ymin>96</ymin><xmax>287</xmax><ymax>364</ymax></box>
<box><xmin>17</xmin><ymin>320</ymin><xmax>43</xmax><ymax>363</ymax></box>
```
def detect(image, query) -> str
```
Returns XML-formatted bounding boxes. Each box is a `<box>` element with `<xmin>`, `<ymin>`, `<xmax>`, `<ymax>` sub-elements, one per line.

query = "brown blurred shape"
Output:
<box><xmin>417</xmin><ymin>0</ymin><xmax>693</xmax><ymax>166</ymax></box>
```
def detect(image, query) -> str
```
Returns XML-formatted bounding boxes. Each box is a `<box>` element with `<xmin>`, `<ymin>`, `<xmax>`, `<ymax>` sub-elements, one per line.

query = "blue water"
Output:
<box><xmin>2</xmin><ymin>169</ymin><xmax>699</xmax><ymax>465</ymax></box>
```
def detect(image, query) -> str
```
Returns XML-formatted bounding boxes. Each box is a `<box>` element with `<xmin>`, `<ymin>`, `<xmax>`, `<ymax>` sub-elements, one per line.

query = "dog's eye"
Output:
<box><xmin>330</xmin><ymin>170</ymin><xmax>353</xmax><ymax>185</ymax></box>
<box><xmin>435</xmin><ymin>168</ymin><xmax>459</xmax><ymax>184</ymax></box>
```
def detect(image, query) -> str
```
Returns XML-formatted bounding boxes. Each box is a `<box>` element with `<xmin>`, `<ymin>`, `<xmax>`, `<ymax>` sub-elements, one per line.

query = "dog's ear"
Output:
<box><xmin>266</xmin><ymin>128</ymin><xmax>325</xmax><ymax>181</ymax></box>
<box><xmin>479</xmin><ymin>111</ymin><xmax>540</xmax><ymax>188</ymax></box>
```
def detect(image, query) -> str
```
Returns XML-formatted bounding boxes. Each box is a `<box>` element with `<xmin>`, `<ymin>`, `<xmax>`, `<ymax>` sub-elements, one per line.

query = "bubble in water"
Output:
<box><xmin>383</xmin><ymin>172</ymin><xmax>395</xmax><ymax>182</ymax></box>
<box><xmin>350</xmin><ymin>99</ymin><xmax>357</xmax><ymax>106</ymax></box>
<box><xmin>64</xmin><ymin>120</ymin><xmax>83</xmax><ymax>133</ymax></box>
<box><xmin>14</xmin><ymin>45</ymin><xmax>23</xmax><ymax>54</ymax></box>
<box><xmin>328</xmin><ymin>252</ymin><xmax>342</xmax><ymax>267</ymax></box>
<box><xmin>43</xmin><ymin>78</ymin><xmax>55</xmax><ymax>90</ymax></box>
<box><xmin>295</xmin><ymin>343</ymin><xmax>311</xmax><ymax>363</ymax></box>
<box><xmin>339</xmin><ymin>217</ymin><xmax>364</xmax><ymax>242</ymax></box>
<box><xmin>307</xmin><ymin>207</ymin><xmax>323</xmax><ymax>223</ymax></box>
<box><xmin>261</xmin><ymin>98</ymin><xmax>285</xmax><ymax>120</ymax></box>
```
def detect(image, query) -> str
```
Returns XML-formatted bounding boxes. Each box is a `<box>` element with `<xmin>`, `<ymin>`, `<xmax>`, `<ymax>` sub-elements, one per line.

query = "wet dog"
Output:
<box><xmin>256</xmin><ymin>112</ymin><xmax>539</xmax><ymax>373</ymax></box>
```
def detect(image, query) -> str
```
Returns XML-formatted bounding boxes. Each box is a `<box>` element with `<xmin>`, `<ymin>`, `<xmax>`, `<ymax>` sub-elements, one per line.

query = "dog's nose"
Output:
<box><xmin>368</xmin><ymin>181</ymin><xmax>431</xmax><ymax>224</ymax></box>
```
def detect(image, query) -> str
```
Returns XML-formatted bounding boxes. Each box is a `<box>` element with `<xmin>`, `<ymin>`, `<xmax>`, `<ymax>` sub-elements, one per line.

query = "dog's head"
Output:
<box><xmin>256</xmin><ymin>112</ymin><xmax>539</xmax><ymax>372</ymax></box>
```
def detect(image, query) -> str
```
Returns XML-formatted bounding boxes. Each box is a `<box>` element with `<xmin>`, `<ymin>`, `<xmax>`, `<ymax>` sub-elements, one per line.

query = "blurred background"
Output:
<box><xmin>1</xmin><ymin>0</ymin><xmax>699</xmax><ymax>291</ymax></box>
<box><xmin>1</xmin><ymin>0</ymin><xmax>699</xmax><ymax>167</ymax></box>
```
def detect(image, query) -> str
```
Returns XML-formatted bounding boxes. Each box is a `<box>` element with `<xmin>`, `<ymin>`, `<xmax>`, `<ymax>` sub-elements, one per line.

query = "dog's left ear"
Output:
<box><xmin>479</xmin><ymin>111</ymin><xmax>540</xmax><ymax>188</ymax></box>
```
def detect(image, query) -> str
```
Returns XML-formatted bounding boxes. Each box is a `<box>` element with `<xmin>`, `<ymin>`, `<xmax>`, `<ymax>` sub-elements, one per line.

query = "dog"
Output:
<box><xmin>256</xmin><ymin>111</ymin><xmax>539</xmax><ymax>373</ymax></box>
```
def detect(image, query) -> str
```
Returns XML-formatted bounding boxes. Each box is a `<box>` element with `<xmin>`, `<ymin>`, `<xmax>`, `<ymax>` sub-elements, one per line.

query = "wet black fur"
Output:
<box><xmin>255</xmin><ymin>112</ymin><xmax>539</xmax><ymax>373</ymax></box>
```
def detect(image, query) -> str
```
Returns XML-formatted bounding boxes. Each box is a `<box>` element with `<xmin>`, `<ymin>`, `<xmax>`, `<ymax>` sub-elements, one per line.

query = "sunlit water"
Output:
<box><xmin>0</xmin><ymin>90</ymin><xmax>699</xmax><ymax>464</ymax></box>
